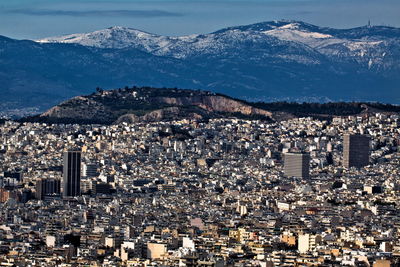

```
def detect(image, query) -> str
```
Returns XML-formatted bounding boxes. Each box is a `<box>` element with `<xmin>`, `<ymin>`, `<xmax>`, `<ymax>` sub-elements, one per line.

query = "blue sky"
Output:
<box><xmin>1</xmin><ymin>0</ymin><xmax>399</xmax><ymax>39</ymax></box>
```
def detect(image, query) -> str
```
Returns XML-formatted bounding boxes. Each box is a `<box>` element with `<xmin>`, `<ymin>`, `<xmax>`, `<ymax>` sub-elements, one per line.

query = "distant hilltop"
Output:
<box><xmin>20</xmin><ymin>86</ymin><xmax>400</xmax><ymax>125</ymax></box>
<box><xmin>1</xmin><ymin>20</ymin><xmax>400</xmax><ymax>116</ymax></box>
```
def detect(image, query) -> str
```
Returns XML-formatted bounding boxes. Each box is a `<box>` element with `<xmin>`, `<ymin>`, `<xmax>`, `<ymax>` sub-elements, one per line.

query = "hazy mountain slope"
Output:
<box><xmin>0</xmin><ymin>36</ymin><xmax>202</xmax><ymax>109</ymax></box>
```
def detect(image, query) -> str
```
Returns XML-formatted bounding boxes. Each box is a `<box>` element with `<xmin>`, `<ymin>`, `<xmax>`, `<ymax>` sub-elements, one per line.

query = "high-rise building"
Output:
<box><xmin>63</xmin><ymin>150</ymin><xmax>81</xmax><ymax>197</ymax></box>
<box><xmin>343</xmin><ymin>134</ymin><xmax>370</xmax><ymax>168</ymax></box>
<box><xmin>36</xmin><ymin>178</ymin><xmax>61</xmax><ymax>200</ymax></box>
<box><xmin>284</xmin><ymin>152</ymin><xmax>310</xmax><ymax>179</ymax></box>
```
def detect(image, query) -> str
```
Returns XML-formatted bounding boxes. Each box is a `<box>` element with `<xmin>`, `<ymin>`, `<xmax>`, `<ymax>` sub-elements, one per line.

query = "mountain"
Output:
<box><xmin>37</xmin><ymin>21</ymin><xmax>400</xmax><ymax>72</ymax></box>
<box><xmin>37</xmin><ymin>22</ymin><xmax>400</xmax><ymax>65</ymax></box>
<box><xmin>1</xmin><ymin>20</ymin><xmax>400</xmax><ymax>116</ymax></box>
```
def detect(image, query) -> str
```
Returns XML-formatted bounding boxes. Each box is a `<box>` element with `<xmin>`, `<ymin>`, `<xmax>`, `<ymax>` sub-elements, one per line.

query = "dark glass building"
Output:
<box><xmin>36</xmin><ymin>178</ymin><xmax>61</xmax><ymax>200</ymax></box>
<box><xmin>343</xmin><ymin>134</ymin><xmax>370</xmax><ymax>168</ymax></box>
<box><xmin>63</xmin><ymin>151</ymin><xmax>81</xmax><ymax>197</ymax></box>
<box><xmin>284</xmin><ymin>152</ymin><xmax>310</xmax><ymax>179</ymax></box>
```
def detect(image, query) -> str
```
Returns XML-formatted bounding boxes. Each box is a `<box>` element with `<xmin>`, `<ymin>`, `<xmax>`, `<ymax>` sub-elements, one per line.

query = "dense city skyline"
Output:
<box><xmin>1</xmin><ymin>112</ymin><xmax>400</xmax><ymax>265</ymax></box>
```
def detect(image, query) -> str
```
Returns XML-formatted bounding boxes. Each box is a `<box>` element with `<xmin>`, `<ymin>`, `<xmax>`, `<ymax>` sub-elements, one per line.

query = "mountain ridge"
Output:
<box><xmin>36</xmin><ymin>21</ymin><xmax>399</xmax><ymax>60</ymax></box>
<box><xmin>37</xmin><ymin>20</ymin><xmax>400</xmax><ymax>65</ymax></box>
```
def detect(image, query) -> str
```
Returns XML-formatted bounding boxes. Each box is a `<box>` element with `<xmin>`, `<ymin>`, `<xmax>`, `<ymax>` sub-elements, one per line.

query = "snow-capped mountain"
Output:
<box><xmin>1</xmin><ymin>20</ymin><xmax>399</xmax><ymax>114</ymax></box>
<box><xmin>38</xmin><ymin>24</ymin><xmax>316</xmax><ymax>60</ymax></box>
<box><xmin>38</xmin><ymin>26</ymin><xmax>173</xmax><ymax>51</ymax></box>
<box><xmin>37</xmin><ymin>20</ymin><xmax>400</xmax><ymax>70</ymax></box>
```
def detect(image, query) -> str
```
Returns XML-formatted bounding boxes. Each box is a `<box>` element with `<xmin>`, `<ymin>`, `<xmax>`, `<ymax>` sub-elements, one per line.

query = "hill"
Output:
<box><xmin>21</xmin><ymin>86</ymin><xmax>400</xmax><ymax>125</ymax></box>
<box><xmin>22</xmin><ymin>87</ymin><xmax>274</xmax><ymax>124</ymax></box>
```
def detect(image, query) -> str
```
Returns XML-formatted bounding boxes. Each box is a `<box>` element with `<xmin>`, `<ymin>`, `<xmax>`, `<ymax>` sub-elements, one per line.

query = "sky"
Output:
<box><xmin>0</xmin><ymin>0</ymin><xmax>399</xmax><ymax>39</ymax></box>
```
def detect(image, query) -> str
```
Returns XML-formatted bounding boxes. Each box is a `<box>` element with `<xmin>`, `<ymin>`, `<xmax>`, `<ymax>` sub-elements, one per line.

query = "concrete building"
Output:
<box><xmin>147</xmin><ymin>243</ymin><xmax>167</xmax><ymax>259</ymax></box>
<box><xmin>343</xmin><ymin>134</ymin><xmax>370</xmax><ymax>168</ymax></box>
<box><xmin>284</xmin><ymin>152</ymin><xmax>310</xmax><ymax>179</ymax></box>
<box><xmin>298</xmin><ymin>234</ymin><xmax>321</xmax><ymax>253</ymax></box>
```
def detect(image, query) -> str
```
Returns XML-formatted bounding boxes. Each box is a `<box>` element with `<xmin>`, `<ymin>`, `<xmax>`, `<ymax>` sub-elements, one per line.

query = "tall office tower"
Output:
<box><xmin>284</xmin><ymin>152</ymin><xmax>310</xmax><ymax>179</ymax></box>
<box><xmin>63</xmin><ymin>150</ymin><xmax>81</xmax><ymax>197</ymax></box>
<box><xmin>36</xmin><ymin>178</ymin><xmax>61</xmax><ymax>200</ymax></box>
<box><xmin>343</xmin><ymin>134</ymin><xmax>370</xmax><ymax>168</ymax></box>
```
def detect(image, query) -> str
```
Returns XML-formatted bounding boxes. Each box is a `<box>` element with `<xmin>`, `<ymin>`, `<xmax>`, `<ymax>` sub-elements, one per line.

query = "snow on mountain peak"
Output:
<box><xmin>37</xmin><ymin>26</ymin><xmax>163</xmax><ymax>49</ymax></box>
<box><xmin>35</xmin><ymin>21</ymin><xmax>398</xmax><ymax>65</ymax></box>
<box><xmin>262</xmin><ymin>23</ymin><xmax>334</xmax><ymax>49</ymax></box>
<box><xmin>280</xmin><ymin>23</ymin><xmax>300</xmax><ymax>30</ymax></box>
